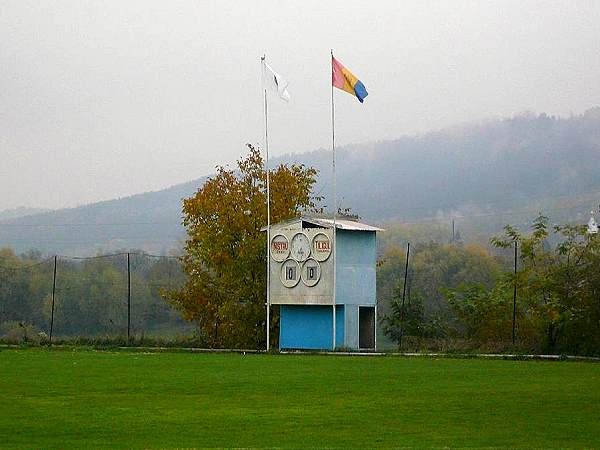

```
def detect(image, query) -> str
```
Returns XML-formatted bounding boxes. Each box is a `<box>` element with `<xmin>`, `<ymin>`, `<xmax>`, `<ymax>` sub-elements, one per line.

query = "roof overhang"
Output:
<box><xmin>261</xmin><ymin>216</ymin><xmax>383</xmax><ymax>232</ymax></box>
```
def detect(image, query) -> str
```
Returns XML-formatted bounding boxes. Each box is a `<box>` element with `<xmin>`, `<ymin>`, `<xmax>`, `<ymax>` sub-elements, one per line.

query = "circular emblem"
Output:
<box><xmin>280</xmin><ymin>258</ymin><xmax>301</xmax><ymax>288</ymax></box>
<box><xmin>312</xmin><ymin>232</ymin><xmax>332</xmax><ymax>262</ymax></box>
<box><xmin>290</xmin><ymin>232</ymin><xmax>311</xmax><ymax>262</ymax></box>
<box><xmin>301</xmin><ymin>258</ymin><xmax>321</xmax><ymax>287</ymax></box>
<box><xmin>270</xmin><ymin>234</ymin><xmax>289</xmax><ymax>262</ymax></box>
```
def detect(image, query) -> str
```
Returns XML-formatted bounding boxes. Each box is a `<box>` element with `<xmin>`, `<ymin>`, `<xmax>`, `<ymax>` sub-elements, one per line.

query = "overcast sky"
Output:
<box><xmin>2</xmin><ymin>1</ymin><xmax>599</xmax><ymax>210</ymax></box>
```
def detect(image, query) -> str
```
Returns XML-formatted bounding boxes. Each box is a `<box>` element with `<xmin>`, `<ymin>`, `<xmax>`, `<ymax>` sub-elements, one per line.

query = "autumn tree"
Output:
<box><xmin>167</xmin><ymin>144</ymin><xmax>320</xmax><ymax>349</ymax></box>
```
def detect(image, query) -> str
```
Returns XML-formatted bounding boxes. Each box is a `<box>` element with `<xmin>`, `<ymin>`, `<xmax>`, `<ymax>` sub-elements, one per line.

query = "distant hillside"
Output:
<box><xmin>0</xmin><ymin>207</ymin><xmax>51</xmax><ymax>222</ymax></box>
<box><xmin>286</xmin><ymin>108</ymin><xmax>600</xmax><ymax>222</ymax></box>
<box><xmin>2</xmin><ymin>108</ymin><xmax>600</xmax><ymax>255</ymax></box>
<box><xmin>0</xmin><ymin>178</ymin><xmax>206</xmax><ymax>255</ymax></box>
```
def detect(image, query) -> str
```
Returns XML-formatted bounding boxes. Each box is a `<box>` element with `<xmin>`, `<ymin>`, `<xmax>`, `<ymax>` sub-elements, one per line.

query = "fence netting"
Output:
<box><xmin>0</xmin><ymin>252</ymin><xmax>192</xmax><ymax>343</ymax></box>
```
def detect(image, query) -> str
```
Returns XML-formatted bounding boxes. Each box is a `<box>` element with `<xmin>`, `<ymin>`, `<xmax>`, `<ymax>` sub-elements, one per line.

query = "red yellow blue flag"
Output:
<box><xmin>331</xmin><ymin>56</ymin><xmax>368</xmax><ymax>103</ymax></box>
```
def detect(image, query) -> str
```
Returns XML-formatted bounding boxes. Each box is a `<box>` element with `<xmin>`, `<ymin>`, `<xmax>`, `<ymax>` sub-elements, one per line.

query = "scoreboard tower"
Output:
<box><xmin>268</xmin><ymin>216</ymin><xmax>381</xmax><ymax>350</ymax></box>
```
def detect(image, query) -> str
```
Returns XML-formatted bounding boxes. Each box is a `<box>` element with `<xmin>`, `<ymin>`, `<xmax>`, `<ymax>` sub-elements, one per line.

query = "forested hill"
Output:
<box><xmin>0</xmin><ymin>178</ymin><xmax>206</xmax><ymax>256</ymax></box>
<box><xmin>285</xmin><ymin>107</ymin><xmax>600</xmax><ymax>222</ymax></box>
<box><xmin>2</xmin><ymin>108</ymin><xmax>600</xmax><ymax>255</ymax></box>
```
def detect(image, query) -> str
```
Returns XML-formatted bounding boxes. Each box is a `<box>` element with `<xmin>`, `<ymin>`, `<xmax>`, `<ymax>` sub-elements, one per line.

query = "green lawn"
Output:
<box><xmin>0</xmin><ymin>348</ymin><xmax>598</xmax><ymax>448</ymax></box>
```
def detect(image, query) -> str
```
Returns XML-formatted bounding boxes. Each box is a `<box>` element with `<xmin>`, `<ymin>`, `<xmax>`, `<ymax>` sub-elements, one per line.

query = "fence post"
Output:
<box><xmin>512</xmin><ymin>241</ymin><xmax>518</xmax><ymax>346</ymax></box>
<box><xmin>398</xmin><ymin>242</ymin><xmax>410</xmax><ymax>351</ymax></box>
<box><xmin>127</xmin><ymin>252</ymin><xmax>131</xmax><ymax>342</ymax></box>
<box><xmin>49</xmin><ymin>255</ymin><xmax>57</xmax><ymax>344</ymax></box>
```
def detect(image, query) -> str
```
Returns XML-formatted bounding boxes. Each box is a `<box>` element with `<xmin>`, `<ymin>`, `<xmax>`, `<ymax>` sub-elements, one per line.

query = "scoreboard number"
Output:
<box><xmin>301</xmin><ymin>258</ymin><xmax>321</xmax><ymax>287</ymax></box>
<box><xmin>280</xmin><ymin>259</ymin><xmax>300</xmax><ymax>288</ymax></box>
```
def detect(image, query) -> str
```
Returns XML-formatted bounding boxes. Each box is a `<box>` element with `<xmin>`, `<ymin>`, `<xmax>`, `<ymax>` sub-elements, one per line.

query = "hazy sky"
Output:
<box><xmin>2</xmin><ymin>1</ymin><xmax>600</xmax><ymax>210</ymax></box>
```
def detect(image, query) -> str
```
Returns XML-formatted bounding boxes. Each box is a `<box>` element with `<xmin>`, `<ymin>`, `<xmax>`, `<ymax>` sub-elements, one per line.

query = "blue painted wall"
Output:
<box><xmin>345</xmin><ymin>304</ymin><xmax>359</xmax><ymax>349</ymax></box>
<box><xmin>336</xmin><ymin>230</ymin><xmax>376</xmax><ymax>306</ymax></box>
<box><xmin>280</xmin><ymin>305</ymin><xmax>345</xmax><ymax>350</ymax></box>
<box><xmin>336</xmin><ymin>305</ymin><xmax>344</xmax><ymax>347</ymax></box>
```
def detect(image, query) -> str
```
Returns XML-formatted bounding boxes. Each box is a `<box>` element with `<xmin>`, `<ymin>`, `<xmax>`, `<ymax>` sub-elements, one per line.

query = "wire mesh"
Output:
<box><xmin>0</xmin><ymin>251</ymin><xmax>190</xmax><ymax>343</ymax></box>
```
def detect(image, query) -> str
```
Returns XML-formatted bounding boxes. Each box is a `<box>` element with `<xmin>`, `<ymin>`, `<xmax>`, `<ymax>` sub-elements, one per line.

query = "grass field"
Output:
<box><xmin>0</xmin><ymin>348</ymin><xmax>599</xmax><ymax>448</ymax></box>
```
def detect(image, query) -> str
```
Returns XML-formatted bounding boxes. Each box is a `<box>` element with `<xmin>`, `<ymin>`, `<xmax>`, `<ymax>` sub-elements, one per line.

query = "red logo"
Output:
<box><xmin>315</xmin><ymin>240</ymin><xmax>330</xmax><ymax>251</ymax></box>
<box><xmin>272</xmin><ymin>241</ymin><xmax>288</xmax><ymax>251</ymax></box>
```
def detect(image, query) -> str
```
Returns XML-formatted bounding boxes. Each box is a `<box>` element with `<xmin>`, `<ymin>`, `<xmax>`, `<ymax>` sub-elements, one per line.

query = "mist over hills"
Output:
<box><xmin>0</xmin><ymin>207</ymin><xmax>51</xmax><ymax>222</ymax></box>
<box><xmin>0</xmin><ymin>179</ymin><xmax>206</xmax><ymax>256</ymax></box>
<box><xmin>2</xmin><ymin>108</ymin><xmax>600</xmax><ymax>255</ymax></box>
<box><xmin>291</xmin><ymin>107</ymin><xmax>600</xmax><ymax>222</ymax></box>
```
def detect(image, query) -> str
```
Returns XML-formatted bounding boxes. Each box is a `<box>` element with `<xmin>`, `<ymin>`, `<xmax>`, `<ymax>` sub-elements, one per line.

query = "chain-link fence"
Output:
<box><xmin>0</xmin><ymin>252</ymin><xmax>193</xmax><ymax>344</ymax></box>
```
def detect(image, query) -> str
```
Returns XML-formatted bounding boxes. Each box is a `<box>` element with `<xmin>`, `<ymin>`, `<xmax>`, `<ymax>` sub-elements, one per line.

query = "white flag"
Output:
<box><xmin>262</xmin><ymin>59</ymin><xmax>290</xmax><ymax>102</ymax></box>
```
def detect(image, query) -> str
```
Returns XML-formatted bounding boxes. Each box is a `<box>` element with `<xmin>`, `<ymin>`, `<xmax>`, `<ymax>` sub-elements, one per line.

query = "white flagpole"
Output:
<box><xmin>262</xmin><ymin>55</ymin><xmax>271</xmax><ymax>352</ymax></box>
<box><xmin>331</xmin><ymin>49</ymin><xmax>337</xmax><ymax>351</ymax></box>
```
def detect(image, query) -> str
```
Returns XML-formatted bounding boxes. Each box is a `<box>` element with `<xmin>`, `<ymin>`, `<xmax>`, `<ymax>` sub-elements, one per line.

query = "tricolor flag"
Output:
<box><xmin>332</xmin><ymin>56</ymin><xmax>368</xmax><ymax>103</ymax></box>
<box><xmin>262</xmin><ymin>58</ymin><xmax>290</xmax><ymax>102</ymax></box>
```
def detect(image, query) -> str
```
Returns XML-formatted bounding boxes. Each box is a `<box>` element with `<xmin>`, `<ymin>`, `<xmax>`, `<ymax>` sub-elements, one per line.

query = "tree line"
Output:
<box><xmin>3</xmin><ymin>144</ymin><xmax>599</xmax><ymax>356</ymax></box>
<box><xmin>379</xmin><ymin>216</ymin><xmax>600</xmax><ymax>356</ymax></box>
<box><xmin>0</xmin><ymin>249</ymin><xmax>188</xmax><ymax>342</ymax></box>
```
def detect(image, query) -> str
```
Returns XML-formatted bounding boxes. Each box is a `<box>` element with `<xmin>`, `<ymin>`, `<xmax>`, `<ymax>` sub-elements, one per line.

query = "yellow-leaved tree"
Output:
<box><xmin>167</xmin><ymin>144</ymin><xmax>321</xmax><ymax>349</ymax></box>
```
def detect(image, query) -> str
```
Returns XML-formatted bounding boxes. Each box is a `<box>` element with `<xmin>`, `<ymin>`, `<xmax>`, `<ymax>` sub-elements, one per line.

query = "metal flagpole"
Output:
<box><xmin>262</xmin><ymin>55</ymin><xmax>271</xmax><ymax>352</ymax></box>
<box><xmin>331</xmin><ymin>49</ymin><xmax>337</xmax><ymax>351</ymax></box>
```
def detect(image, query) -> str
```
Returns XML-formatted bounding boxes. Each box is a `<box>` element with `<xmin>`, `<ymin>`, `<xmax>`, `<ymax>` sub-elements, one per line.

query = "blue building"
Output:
<box><xmin>268</xmin><ymin>216</ymin><xmax>381</xmax><ymax>350</ymax></box>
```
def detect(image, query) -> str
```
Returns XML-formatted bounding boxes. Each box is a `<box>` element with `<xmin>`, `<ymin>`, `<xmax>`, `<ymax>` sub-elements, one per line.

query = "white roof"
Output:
<box><xmin>303</xmin><ymin>217</ymin><xmax>382</xmax><ymax>231</ymax></box>
<box><xmin>264</xmin><ymin>216</ymin><xmax>383</xmax><ymax>232</ymax></box>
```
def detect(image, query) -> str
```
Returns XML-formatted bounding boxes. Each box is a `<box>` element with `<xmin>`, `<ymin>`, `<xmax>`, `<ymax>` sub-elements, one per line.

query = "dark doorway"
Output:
<box><xmin>359</xmin><ymin>306</ymin><xmax>375</xmax><ymax>349</ymax></box>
